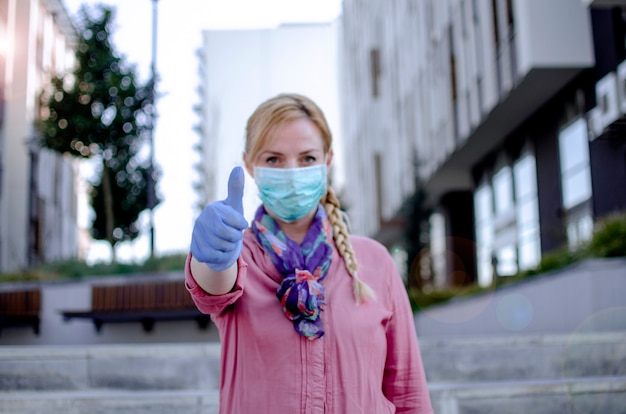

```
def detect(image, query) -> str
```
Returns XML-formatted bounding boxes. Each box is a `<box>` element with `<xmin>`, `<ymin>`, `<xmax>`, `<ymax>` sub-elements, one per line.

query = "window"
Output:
<box><xmin>449</xmin><ymin>25</ymin><xmax>459</xmax><ymax>142</ymax></box>
<box><xmin>429</xmin><ymin>212</ymin><xmax>447</xmax><ymax>288</ymax></box>
<box><xmin>558</xmin><ymin>117</ymin><xmax>593</xmax><ymax>248</ymax></box>
<box><xmin>472</xmin><ymin>0</ymin><xmax>480</xmax><ymax>23</ymax></box>
<box><xmin>491</xmin><ymin>0</ymin><xmax>500</xmax><ymax>48</ymax></box>
<box><xmin>505</xmin><ymin>0</ymin><xmax>514</xmax><ymax>31</ymax></box>
<box><xmin>492</xmin><ymin>164</ymin><xmax>517</xmax><ymax>277</ymax></box>
<box><xmin>494</xmin><ymin>245</ymin><xmax>516</xmax><ymax>276</ymax></box>
<box><xmin>559</xmin><ymin>118</ymin><xmax>592</xmax><ymax>209</ymax></box>
<box><xmin>374</xmin><ymin>152</ymin><xmax>383</xmax><ymax>223</ymax></box>
<box><xmin>370</xmin><ymin>48</ymin><xmax>381</xmax><ymax>98</ymax></box>
<box><xmin>449</xmin><ymin>28</ymin><xmax>458</xmax><ymax>103</ymax></box>
<box><xmin>493</xmin><ymin>166</ymin><xmax>513</xmax><ymax>215</ymax></box>
<box><xmin>474</xmin><ymin>147</ymin><xmax>542</xmax><ymax>284</ymax></box>
<box><xmin>460</xmin><ymin>0</ymin><xmax>468</xmax><ymax>37</ymax></box>
<box><xmin>474</xmin><ymin>183</ymin><xmax>494</xmax><ymax>286</ymax></box>
<box><xmin>514</xmin><ymin>153</ymin><xmax>540</xmax><ymax>270</ymax></box>
<box><xmin>567</xmin><ymin>215</ymin><xmax>593</xmax><ymax>250</ymax></box>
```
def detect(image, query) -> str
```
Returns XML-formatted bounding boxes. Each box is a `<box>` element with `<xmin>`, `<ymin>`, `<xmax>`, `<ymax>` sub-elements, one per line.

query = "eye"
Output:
<box><xmin>302</xmin><ymin>155</ymin><xmax>317</xmax><ymax>164</ymax></box>
<box><xmin>265</xmin><ymin>156</ymin><xmax>279</xmax><ymax>165</ymax></box>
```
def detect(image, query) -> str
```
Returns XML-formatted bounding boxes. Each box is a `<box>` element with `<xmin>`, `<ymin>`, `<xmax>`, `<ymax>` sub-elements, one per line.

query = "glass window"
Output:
<box><xmin>558</xmin><ymin>117</ymin><xmax>593</xmax><ymax>248</ymax></box>
<box><xmin>562</xmin><ymin>169</ymin><xmax>592</xmax><ymax>209</ymax></box>
<box><xmin>567</xmin><ymin>214</ymin><xmax>594</xmax><ymax>250</ymax></box>
<box><xmin>495</xmin><ymin>244</ymin><xmax>517</xmax><ymax>276</ymax></box>
<box><xmin>518</xmin><ymin>232</ymin><xmax>540</xmax><ymax>269</ymax></box>
<box><xmin>514</xmin><ymin>153</ymin><xmax>541</xmax><ymax>271</ymax></box>
<box><xmin>517</xmin><ymin>202</ymin><xmax>538</xmax><ymax>228</ymax></box>
<box><xmin>475</xmin><ymin>182</ymin><xmax>493</xmax><ymax>222</ymax></box>
<box><xmin>430</xmin><ymin>212</ymin><xmax>447</xmax><ymax>289</ymax></box>
<box><xmin>493</xmin><ymin>166</ymin><xmax>513</xmax><ymax>214</ymax></box>
<box><xmin>474</xmin><ymin>150</ymin><xmax>542</xmax><ymax>286</ymax></box>
<box><xmin>513</xmin><ymin>155</ymin><xmax>536</xmax><ymax>200</ymax></box>
<box><xmin>474</xmin><ymin>183</ymin><xmax>494</xmax><ymax>287</ymax></box>
<box><xmin>492</xmin><ymin>163</ymin><xmax>517</xmax><ymax>275</ymax></box>
<box><xmin>559</xmin><ymin>118</ymin><xmax>592</xmax><ymax>209</ymax></box>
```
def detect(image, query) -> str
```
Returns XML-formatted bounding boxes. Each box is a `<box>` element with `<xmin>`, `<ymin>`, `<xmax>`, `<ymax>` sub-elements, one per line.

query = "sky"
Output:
<box><xmin>62</xmin><ymin>0</ymin><xmax>343</xmax><ymax>263</ymax></box>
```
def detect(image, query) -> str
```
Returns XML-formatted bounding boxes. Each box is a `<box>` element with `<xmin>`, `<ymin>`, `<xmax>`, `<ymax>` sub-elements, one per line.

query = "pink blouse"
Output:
<box><xmin>185</xmin><ymin>230</ymin><xmax>433</xmax><ymax>414</ymax></box>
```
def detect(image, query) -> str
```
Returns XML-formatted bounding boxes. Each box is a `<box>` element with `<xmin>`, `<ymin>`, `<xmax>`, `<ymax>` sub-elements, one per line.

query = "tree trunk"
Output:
<box><xmin>102</xmin><ymin>163</ymin><xmax>116</xmax><ymax>263</ymax></box>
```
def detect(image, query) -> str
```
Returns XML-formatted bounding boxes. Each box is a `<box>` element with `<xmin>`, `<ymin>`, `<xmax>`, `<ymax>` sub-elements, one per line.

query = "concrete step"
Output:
<box><xmin>419</xmin><ymin>331</ymin><xmax>626</xmax><ymax>383</ymax></box>
<box><xmin>1</xmin><ymin>332</ymin><xmax>625</xmax><ymax>414</ymax></box>
<box><xmin>0</xmin><ymin>389</ymin><xmax>219</xmax><ymax>414</ymax></box>
<box><xmin>0</xmin><ymin>343</ymin><xmax>221</xmax><ymax>392</ymax></box>
<box><xmin>429</xmin><ymin>375</ymin><xmax>626</xmax><ymax>414</ymax></box>
<box><xmin>4</xmin><ymin>332</ymin><xmax>622</xmax><ymax>392</ymax></box>
<box><xmin>2</xmin><ymin>378</ymin><xmax>625</xmax><ymax>414</ymax></box>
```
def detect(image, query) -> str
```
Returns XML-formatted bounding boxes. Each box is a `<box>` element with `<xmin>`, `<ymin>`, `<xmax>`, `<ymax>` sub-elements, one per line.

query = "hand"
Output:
<box><xmin>191</xmin><ymin>166</ymin><xmax>248</xmax><ymax>271</ymax></box>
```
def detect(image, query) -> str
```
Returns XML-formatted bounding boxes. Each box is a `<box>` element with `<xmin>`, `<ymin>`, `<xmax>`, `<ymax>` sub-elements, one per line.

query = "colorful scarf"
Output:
<box><xmin>251</xmin><ymin>205</ymin><xmax>333</xmax><ymax>340</ymax></box>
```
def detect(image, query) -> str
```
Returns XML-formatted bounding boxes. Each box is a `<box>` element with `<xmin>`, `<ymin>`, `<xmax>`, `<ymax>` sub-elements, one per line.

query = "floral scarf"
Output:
<box><xmin>251</xmin><ymin>205</ymin><xmax>333</xmax><ymax>340</ymax></box>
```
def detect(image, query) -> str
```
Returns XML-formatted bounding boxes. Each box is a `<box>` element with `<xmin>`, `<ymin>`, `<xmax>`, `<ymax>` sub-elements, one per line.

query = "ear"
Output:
<box><xmin>325</xmin><ymin>148</ymin><xmax>334</xmax><ymax>172</ymax></box>
<box><xmin>243</xmin><ymin>152</ymin><xmax>254</xmax><ymax>177</ymax></box>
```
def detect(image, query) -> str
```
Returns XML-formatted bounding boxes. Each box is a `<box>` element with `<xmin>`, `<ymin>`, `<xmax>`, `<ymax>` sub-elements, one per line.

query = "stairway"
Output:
<box><xmin>1</xmin><ymin>331</ymin><xmax>625</xmax><ymax>413</ymax></box>
<box><xmin>0</xmin><ymin>343</ymin><xmax>222</xmax><ymax>414</ymax></box>
<box><xmin>421</xmin><ymin>331</ymin><xmax>626</xmax><ymax>414</ymax></box>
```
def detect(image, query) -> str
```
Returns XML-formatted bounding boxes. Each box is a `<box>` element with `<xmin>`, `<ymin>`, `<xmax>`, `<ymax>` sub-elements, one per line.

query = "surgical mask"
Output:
<box><xmin>254</xmin><ymin>164</ymin><xmax>327</xmax><ymax>223</ymax></box>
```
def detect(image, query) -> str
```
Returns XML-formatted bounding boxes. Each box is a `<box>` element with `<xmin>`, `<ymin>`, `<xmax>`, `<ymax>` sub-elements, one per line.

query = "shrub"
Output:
<box><xmin>0</xmin><ymin>253</ymin><xmax>188</xmax><ymax>283</ymax></box>
<box><xmin>589</xmin><ymin>211</ymin><xmax>626</xmax><ymax>258</ymax></box>
<box><xmin>408</xmin><ymin>210</ymin><xmax>626</xmax><ymax>312</ymax></box>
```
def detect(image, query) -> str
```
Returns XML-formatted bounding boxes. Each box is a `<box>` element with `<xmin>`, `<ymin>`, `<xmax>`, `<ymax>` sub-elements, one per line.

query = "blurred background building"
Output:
<box><xmin>1</xmin><ymin>0</ymin><xmax>625</xmax><ymax>292</ymax></box>
<box><xmin>194</xmin><ymin>22</ymin><xmax>343</xmax><ymax>223</ymax></box>
<box><xmin>0</xmin><ymin>0</ymin><xmax>80</xmax><ymax>273</ymax></box>
<box><xmin>340</xmin><ymin>0</ymin><xmax>626</xmax><ymax>290</ymax></box>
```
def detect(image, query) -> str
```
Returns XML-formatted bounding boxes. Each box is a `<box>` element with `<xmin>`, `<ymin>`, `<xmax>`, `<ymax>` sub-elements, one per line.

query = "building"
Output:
<box><xmin>194</xmin><ymin>22</ymin><xmax>343</xmax><ymax>222</ymax></box>
<box><xmin>340</xmin><ymin>0</ymin><xmax>626</xmax><ymax>289</ymax></box>
<box><xmin>0</xmin><ymin>0</ymin><xmax>79</xmax><ymax>272</ymax></box>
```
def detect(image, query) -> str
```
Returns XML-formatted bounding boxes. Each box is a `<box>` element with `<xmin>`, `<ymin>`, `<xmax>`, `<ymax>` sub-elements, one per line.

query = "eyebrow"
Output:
<box><xmin>260</xmin><ymin>149</ymin><xmax>322</xmax><ymax>156</ymax></box>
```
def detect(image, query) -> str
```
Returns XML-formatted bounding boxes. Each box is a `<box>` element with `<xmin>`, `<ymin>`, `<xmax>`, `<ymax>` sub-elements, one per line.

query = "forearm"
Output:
<box><xmin>189</xmin><ymin>256</ymin><xmax>238</xmax><ymax>295</ymax></box>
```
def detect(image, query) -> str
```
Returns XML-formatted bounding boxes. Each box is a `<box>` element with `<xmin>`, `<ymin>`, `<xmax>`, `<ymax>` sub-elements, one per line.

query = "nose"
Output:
<box><xmin>285</xmin><ymin>159</ymin><xmax>298</xmax><ymax>169</ymax></box>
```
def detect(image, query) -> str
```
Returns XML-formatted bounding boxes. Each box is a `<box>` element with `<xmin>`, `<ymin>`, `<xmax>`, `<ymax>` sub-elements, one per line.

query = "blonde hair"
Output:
<box><xmin>245</xmin><ymin>93</ymin><xmax>376</xmax><ymax>304</ymax></box>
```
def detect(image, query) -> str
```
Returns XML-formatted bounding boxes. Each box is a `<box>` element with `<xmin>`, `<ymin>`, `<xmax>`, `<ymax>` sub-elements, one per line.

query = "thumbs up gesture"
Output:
<box><xmin>191</xmin><ymin>167</ymin><xmax>249</xmax><ymax>272</ymax></box>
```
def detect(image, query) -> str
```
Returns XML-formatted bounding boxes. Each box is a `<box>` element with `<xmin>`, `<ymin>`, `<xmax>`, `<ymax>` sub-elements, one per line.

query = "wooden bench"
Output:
<box><xmin>0</xmin><ymin>289</ymin><xmax>41</xmax><ymax>335</ymax></box>
<box><xmin>62</xmin><ymin>280</ymin><xmax>209</xmax><ymax>333</ymax></box>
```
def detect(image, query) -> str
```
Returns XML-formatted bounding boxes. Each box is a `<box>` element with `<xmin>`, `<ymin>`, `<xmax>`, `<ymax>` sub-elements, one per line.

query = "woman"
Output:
<box><xmin>186</xmin><ymin>93</ymin><xmax>433</xmax><ymax>413</ymax></box>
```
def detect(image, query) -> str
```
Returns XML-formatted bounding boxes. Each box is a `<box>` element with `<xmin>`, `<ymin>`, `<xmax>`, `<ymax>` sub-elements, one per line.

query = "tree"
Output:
<box><xmin>400</xmin><ymin>156</ymin><xmax>432</xmax><ymax>291</ymax></box>
<box><xmin>37</xmin><ymin>5</ymin><xmax>159</xmax><ymax>262</ymax></box>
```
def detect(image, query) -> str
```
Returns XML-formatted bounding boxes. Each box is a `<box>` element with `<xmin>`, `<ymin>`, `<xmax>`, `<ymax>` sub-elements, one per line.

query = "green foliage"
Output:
<box><xmin>520</xmin><ymin>211</ymin><xmax>626</xmax><ymax>278</ymax></box>
<box><xmin>520</xmin><ymin>247</ymin><xmax>584</xmax><ymax>277</ymax></box>
<box><xmin>589</xmin><ymin>211</ymin><xmax>626</xmax><ymax>258</ymax></box>
<box><xmin>140</xmin><ymin>254</ymin><xmax>189</xmax><ymax>273</ymax></box>
<box><xmin>37</xmin><ymin>4</ymin><xmax>159</xmax><ymax>255</ymax></box>
<box><xmin>90</xmin><ymin>162</ymin><xmax>152</xmax><ymax>243</ymax></box>
<box><xmin>401</xmin><ymin>159</ymin><xmax>432</xmax><ymax>290</ymax></box>
<box><xmin>409</xmin><ymin>284</ymin><xmax>485</xmax><ymax>312</ymax></box>
<box><xmin>0</xmin><ymin>254</ymin><xmax>188</xmax><ymax>283</ymax></box>
<box><xmin>408</xmin><ymin>210</ymin><xmax>626</xmax><ymax>313</ymax></box>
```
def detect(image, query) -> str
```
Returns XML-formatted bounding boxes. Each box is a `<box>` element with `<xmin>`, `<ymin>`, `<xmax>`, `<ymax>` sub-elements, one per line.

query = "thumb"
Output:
<box><xmin>225</xmin><ymin>166</ymin><xmax>245</xmax><ymax>215</ymax></box>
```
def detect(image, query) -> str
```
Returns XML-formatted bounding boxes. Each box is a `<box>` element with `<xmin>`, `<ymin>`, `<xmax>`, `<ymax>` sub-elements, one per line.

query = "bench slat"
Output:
<box><xmin>0</xmin><ymin>289</ymin><xmax>41</xmax><ymax>335</ymax></box>
<box><xmin>61</xmin><ymin>281</ymin><xmax>207</xmax><ymax>333</ymax></box>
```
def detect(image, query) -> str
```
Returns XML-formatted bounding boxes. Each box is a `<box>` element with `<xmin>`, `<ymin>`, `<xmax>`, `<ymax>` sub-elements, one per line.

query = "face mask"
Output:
<box><xmin>254</xmin><ymin>164</ymin><xmax>327</xmax><ymax>223</ymax></box>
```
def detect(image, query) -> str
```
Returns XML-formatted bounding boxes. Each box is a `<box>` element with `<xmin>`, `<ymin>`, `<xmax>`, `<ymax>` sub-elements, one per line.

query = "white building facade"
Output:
<box><xmin>340</xmin><ymin>0</ymin><xmax>626</xmax><ymax>289</ymax></box>
<box><xmin>194</xmin><ymin>22</ymin><xmax>343</xmax><ymax>223</ymax></box>
<box><xmin>0</xmin><ymin>0</ymin><xmax>78</xmax><ymax>272</ymax></box>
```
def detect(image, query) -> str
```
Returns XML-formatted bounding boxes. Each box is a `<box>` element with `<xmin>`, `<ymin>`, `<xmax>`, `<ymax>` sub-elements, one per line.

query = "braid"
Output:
<box><xmin>323</xmin><ymin>187</ymin><xmax>376</xmax><ymax>304</ymax></box>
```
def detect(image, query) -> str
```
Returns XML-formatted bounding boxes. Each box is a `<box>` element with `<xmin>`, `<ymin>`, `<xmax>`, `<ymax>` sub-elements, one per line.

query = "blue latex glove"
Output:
<box><xmin>191</xmin><ymin>166</ymin><xmax>248</xmax><ymax>271</ymax></box>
